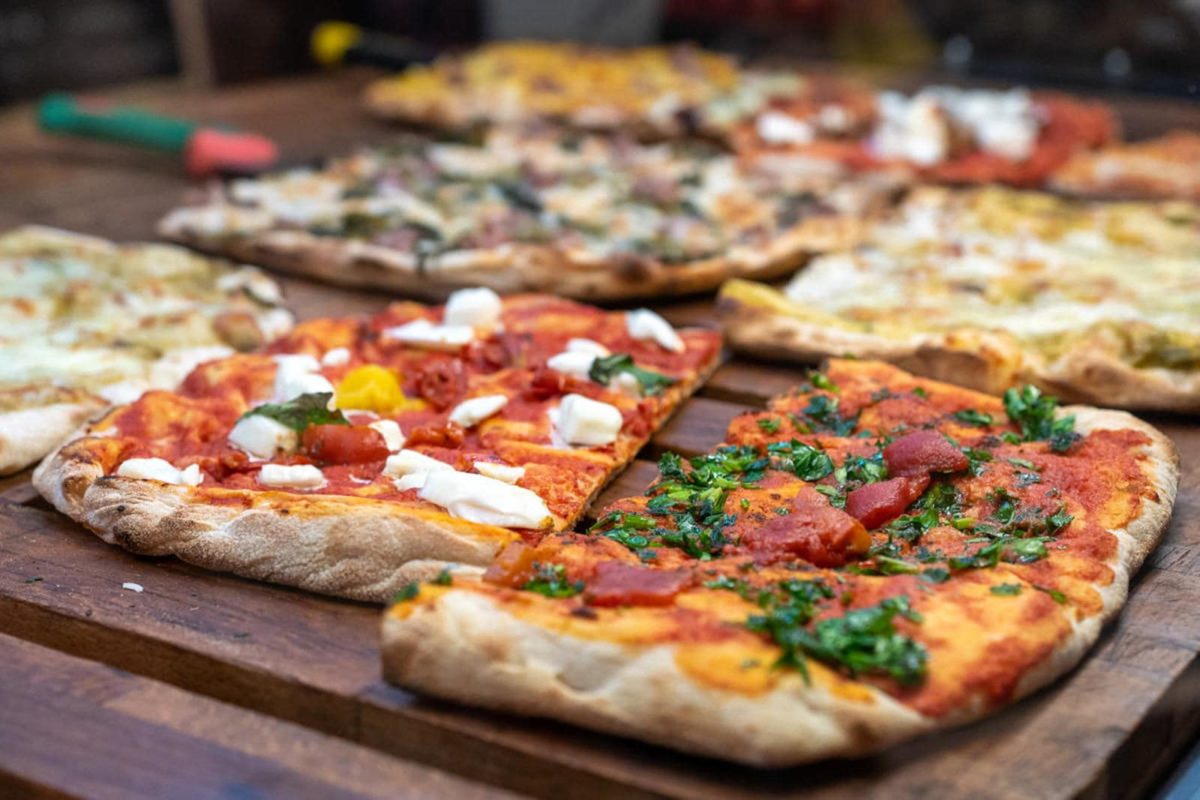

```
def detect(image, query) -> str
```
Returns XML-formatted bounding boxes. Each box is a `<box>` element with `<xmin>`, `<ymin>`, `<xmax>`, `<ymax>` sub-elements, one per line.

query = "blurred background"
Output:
<box><xmin>1</xmin><ymin>0</ymin><xmax>1197</xmax><ymax>105</ymax></box>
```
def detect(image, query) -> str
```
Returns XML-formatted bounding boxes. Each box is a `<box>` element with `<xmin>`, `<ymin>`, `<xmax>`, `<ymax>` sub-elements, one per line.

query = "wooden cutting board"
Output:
<box><xmin>1</xmin><ymin>348</ymin><xmax>1197</xmax><ymax>800</ymax></box>
<box><xmin>2</xmin><ymin>69</ymin><xmax>1199</xmax><ymax>800</ymax></box>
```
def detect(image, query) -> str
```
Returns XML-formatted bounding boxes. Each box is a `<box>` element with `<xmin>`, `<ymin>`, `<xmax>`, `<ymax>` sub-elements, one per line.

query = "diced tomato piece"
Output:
<box><xmin>414</xmin><ymin>357</ymin><xmax>465</xmax><ymax>410</ymax></box>
<box><xmin>884</xmin><ymin>430</ymin><xmax>969</xmax><ymax>478</ymax></box>
<box><xmin>845</xmin><ymin>475</ymin><xmax>930</xmax><ymax>529</ymax></box>
<box><xmin>404</xmin><ymin>424</ymin><xmax>466</xmax><ymax>449</ymax></box>
<box><xmin>483</xmin><ymin>542</ymin><xmax>538</xmax><ymax>588</ymax></box>
<box><xmin>465</xmin><ymin>338</ymin><xmax>511</xmax><ymax>372</ymax></box>
<box><xmin>524</xmin><ymin>366</ymin><xmax>567</xmax><ymax>401</ymax></box>
<box><xmin>301</xmin><ymin>424</ymin><xmax>389</xmax><ymax>465</ymax></box>
<box><xmin>739</xmin><ymin>486</ymin><xmax>871</xmax><ymax>567</ymax></box>
<box><xmin>586</xmin><ymin>562</ymin><xmax>691</xmax><ymax>607</ymax></box>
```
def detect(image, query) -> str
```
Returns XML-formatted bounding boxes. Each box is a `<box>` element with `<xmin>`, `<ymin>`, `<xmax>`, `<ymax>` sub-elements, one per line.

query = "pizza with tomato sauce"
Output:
<box><xmin>33</xmin><ymin>289</ymin><xmax>721</xmax><ymax>601</ymax></box>
<box><xmin>733</xmin><ymin>85</ymin><xmax>1115</xmax><ymax>189</ymax></box>
<box><xmin>1052</xmin><ymin>131</ymin><xmax>1200</xmax><ymax>201</ymax></box>
<box><xmin>381</xmin><ymin>360</ymin><xmax>1177</xmax><ymax>765</ymax></box>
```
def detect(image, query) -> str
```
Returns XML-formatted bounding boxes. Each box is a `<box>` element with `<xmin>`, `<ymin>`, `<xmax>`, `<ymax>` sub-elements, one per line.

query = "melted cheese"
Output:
<box><xmin>418</xmin><ymin>470</ymin><xmax>552</xmax><ymax>529</ymax></box>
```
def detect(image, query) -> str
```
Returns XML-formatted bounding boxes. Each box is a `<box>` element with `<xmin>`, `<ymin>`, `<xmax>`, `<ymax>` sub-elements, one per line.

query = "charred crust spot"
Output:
<box><xmin>115</xmin><ymin>504</ymin><xmax>126</xmax><ymax>514</ymax></box>
<box><xmin>569</xmin><ymin>605</ymin><xmax>598</xmax><ymax>620</ymax></box>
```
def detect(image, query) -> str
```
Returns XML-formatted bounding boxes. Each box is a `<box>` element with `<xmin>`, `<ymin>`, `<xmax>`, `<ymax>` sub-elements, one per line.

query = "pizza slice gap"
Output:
<box><xmin>35</xmin><ymin>291</ymin><xmax>721</xmax><ymax>602</ymax></box>
<box><xmin>381</xmin><ymin>359</ymin><xmax>1178</xmax><ymax>766</ymax></box>
<box><xmin>718</xmin><ymin>185</ymin><xmax>1200</xmax><ymax>412</ymax></box>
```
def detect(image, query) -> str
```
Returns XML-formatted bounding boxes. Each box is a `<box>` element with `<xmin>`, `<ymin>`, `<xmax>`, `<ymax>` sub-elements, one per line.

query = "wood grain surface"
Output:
<box><xmin>1</xmin><ymin>70</ymin><xmax>1198</xmax><ymax>800</ymax></box>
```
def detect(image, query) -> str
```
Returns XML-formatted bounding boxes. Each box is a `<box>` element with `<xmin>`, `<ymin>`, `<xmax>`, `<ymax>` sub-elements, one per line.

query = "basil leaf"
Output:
<box><xmin>588</xmin><ymin>353</ymin><xmax>676</xmax><ymax>396</ymax></box>
<box><xmin>241</xmin><ymin>392</ymin><xmax>348</xmax><ymax>432</ymax></box>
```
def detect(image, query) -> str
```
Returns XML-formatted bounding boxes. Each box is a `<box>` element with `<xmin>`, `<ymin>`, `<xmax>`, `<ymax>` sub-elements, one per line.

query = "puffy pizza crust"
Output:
<box><xmin>380</xmin><ymin>408</ymin><xmax>1178</xmax><ymax>765</ymax></box>
<box><xmin>0</xmin><ymin>400</ymin><xmax>106</xmax><ymax>476</ymax></box>
<box><xmin>159</xmin><ymin>216</ymin><xmax>860</xmax><ymax>303</ymax></box>
<box><xmin>718</xmin><ymin>282</ymin><xmax>1200</xmax><ymax>413</ymax></box>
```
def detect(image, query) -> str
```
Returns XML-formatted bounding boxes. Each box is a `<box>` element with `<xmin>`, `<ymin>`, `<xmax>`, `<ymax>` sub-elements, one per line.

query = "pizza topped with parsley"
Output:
<box><xmin>381</xmin><ymin>360</ymin><xmax>1177</xmax><ymax>765</ymax></box>
<box><xmin>733</xmin><ymin>85</ymin><xmax>1115</xmax><ymax>188</ymax></box>
<box><xmin>159</xmin><ymin>128</ymin><xmax>886</xmax><ymax>301</ymax></box>
<box><xmin>34</xmin><ymin>289</ymin><xmax>721</xmax><ymax>601</ymax></box>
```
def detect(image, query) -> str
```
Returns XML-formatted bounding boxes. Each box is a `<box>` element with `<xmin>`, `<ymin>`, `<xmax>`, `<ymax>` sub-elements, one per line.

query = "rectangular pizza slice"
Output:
<box><xmin>1051</xmin><ymin>130</ymin><xmax>1200</xmax><ymax>201</ymax></box>
<box><xmin>158</xmin><ymin>128</ymin><xmax>894</xmax><ymax>302</ymax></box>
<box><xmin>34</xmin><ymin>289</ymin><xmax>722</xmax><ymax>602</ymax></box>
<box><xmin>380</xmin><ymin>360</ymin><xmax>1178</xmax><ymax>766</ymax></box>
<box><xmin>718</xmin><ymin>186</ymin><xmax>1200</xmax><ymax>412</ymax></box>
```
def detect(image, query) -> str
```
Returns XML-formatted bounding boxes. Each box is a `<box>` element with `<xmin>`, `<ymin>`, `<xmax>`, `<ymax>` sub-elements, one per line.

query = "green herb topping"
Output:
<box><xmin>1002</xmin><ymin>385</ymin><xmax>1081</xmax><ymax>453</ymax></box>
<box><xmin>241</xmin><ymin>392</ymin><xmax>348</xmax><ymax>432</ymax></box>
<box><xmin>588</xmin><ymin>353</ymin><xmax>676</xmax><ymax>396</ymax></box>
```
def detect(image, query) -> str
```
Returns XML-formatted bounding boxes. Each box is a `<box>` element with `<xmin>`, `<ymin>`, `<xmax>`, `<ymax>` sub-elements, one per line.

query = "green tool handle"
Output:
<box><xmin>38</xmin><ymin>93</ymin><xmax>200</xmax><ymax>153</ymax></box>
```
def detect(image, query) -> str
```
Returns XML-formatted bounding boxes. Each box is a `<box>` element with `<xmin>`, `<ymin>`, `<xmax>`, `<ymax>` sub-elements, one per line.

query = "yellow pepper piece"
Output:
<box><xmin>335</xmin><ymin>365</ymin><xmax>427</xmax><ymax>413</ymax></box>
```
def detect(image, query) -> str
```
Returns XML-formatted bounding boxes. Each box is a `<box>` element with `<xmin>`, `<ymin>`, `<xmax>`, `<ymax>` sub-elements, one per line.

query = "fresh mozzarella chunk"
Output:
<box><xmin>566</xmin><ymin>338</ymin><xmax>610</xmax><ymax>357</ymax></box>
<box><xmin>383</xmin><ymin>449</ymin><xmax>454</xmax><ymax>478</ymax></box>
<box><xmin>610</xmin><ymin>372</ymin><xmax>642</xmax><ymax>395</ymax></box>
<box><xmin>257</xmin><ymin>463</ymin><xmax>326</xmax><ymax>490</ymax></box>
<box><xmin>228</xmin><ymin>414</ymin><xmax>298</xmax><ymax>459</ymax></box>
<box><xmin>368</xmin><ymin>420</ymin><xmax>405</xmax><ymax>452</ymax></box>
<box><xmin>547</xmin><ymin>350</ymin><xmax>596</xmax><ymax>380</ymax></box>
<box><xmin>756</xmin><ymin>111</ymin><xmax>815</xmax><ymax>145</ymax></box>
<box><xmin>116</xmin><ymin>458</ymin><xmax>203</xmax><ymax>486</ymax></box>
<box><xmin>448</xmin><ymin>394</ymin><xmax>508</xmax><ymax>428</ymax></box>
<box><xmin>554</xmin><ymin>393</ymin><xmax>623</xmax><ymax>446</ymax></box>
<box><xmin>271</xmin><ymin>354</ymin><xmax>333</xmax><ymax>402</ymax></box>
<box><xmin>257</xmin><ymin>308</ymin><xmax>295</xmax><ymax>341</ymax></box>
<box><xmin>321</xmin><ymin>347</ymin><xmax>351</xmax><ymax>367</ymax></box>
<box><xmin>474</xmin><ymin>461</ymin><xmax>526</xmax><ymax>484</ymax></box>
<box><xmin>394</xmin><ymin>473</ymin><xmax>429</xmax><ymax>491</ymax></box>
<box><xmin>383</xmin><ymin>319</ymin><xmax>474</xmax><ymax>350</ymax></box>
<box><xmin>418</xmin><ymin>471</ymin><xmax>552</xmax><ymax>529</ymax></box>
<box><xmin>625</xmin><ymin>309</ymin><xmax>685</xmax><ymax>353</ymax></box>
<box><xmin>443</xmin><ymin>287</ymin><xmax>502</xmax><ymax>328</ymax></box>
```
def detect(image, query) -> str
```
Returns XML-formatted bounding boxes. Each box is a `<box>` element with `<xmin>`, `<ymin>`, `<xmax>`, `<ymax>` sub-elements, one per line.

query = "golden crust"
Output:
<box><xmin>160</xmin><ymin>217</ymin><xmax>860</xmax><ymax>303</ymax></box>
<box><xmin>379</xmin><ymin>396</ymin><xmax>1178</xmax><ymax>766</ymax></box>
<box><xmin>717</xmin><ymin>281</ymin><xmax>1200</xmax><ymax>412</ymax></box>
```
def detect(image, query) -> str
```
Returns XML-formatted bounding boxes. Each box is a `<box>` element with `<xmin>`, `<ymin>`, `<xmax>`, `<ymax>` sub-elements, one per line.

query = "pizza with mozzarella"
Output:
<box><xmin>381</xmin><ymin>360</ymin><xmax>1177</xmax><ymax>765</ymax></box>
<box><xmin>733</xmin><ymin>85</ymin><xmax>1115</xmax><ymax>188</ymax></box>
<box><xmin>158</xmin><ymin>129</ymin><xmax>890</xmax><ymax>301</ymax></box>
<box><xmin>718</xmin><ymin>186</ymin><xmax>1200</xmax><ymax>412</ymax></box>
<box><xmin>1052</xmin><ymin>131</ymin><xmax>1200</xmax><ymax>201</ymax></box>
<box><xmin>34</xmin><ymin>289</ymin><xmax>721</xmax><ymax>601</ymax></box>
<box><xmin>0</xmin><ymin>226</ymin><xmax>291</xmax><ymax>475</ymax></box>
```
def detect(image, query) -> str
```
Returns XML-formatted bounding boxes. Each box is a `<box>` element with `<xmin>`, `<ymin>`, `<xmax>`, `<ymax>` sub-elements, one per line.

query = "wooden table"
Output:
<box><xmin>2</xmin><ymin>70</ymin><xmax>1199</xmax><ymax>800</ymax></box>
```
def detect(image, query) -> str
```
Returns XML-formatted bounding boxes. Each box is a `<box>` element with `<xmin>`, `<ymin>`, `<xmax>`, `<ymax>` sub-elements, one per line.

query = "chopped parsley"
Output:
<box><xmin>807</xmin><ymin>371</ymin><xmax>838</xmax><ymax>392</ymax></box>
<box><xmin>1035</xmin><ymin>585</ymin><xmax>1069</xmax><ymax>604</ymax></box>
<box><xmin>834</xmin><ymin>449</ymin><xmax>887</xmax><ymax>487</ymax></box>
<box><xmin>241</xmin><ymin>392</ymin><xmax>348</xmax><ymax>432</ymax></box>
<box><xmin>392</xmin><ymin>583</ymin><xmax>419</xmax><ymax>603</ymax></box>
<box><xmin>756</xmin><ymin>417</ymin><xmax>782</xmax><ymax>433</ymax></box>
<box><xmin>990</xmin><ymin>583</ymin><xmax>1022</xmax><ymax>596</ymax></box>
<box><xmin>523</xmin><ymin>563</ymin><xmax>584</xmax><ymax>598</ymax></box>
<box><xmin>796</xmin><ymin>394</ymin><xmax>858</xmax><ymax>436</ymax></box>
<box><xmin>1002</xmin><ymin>385</ymin><xmax>1081</xmax><ymax>453</ymax></box>
<box><xmin>588</xmin><ymin>353</ymin><xmax>676</xmax><ymax>396</ymax></box>
<box><xmin>433</xmin><ymin>568</ymin><xmax>453</xmax><ymax>586</ymax></box>
<box><xmin>749</xmin><ymin>594</ymin><xmax>928</xmax><ymax>686</ymax></box>
<box><xmin>953</xmin><ymin>409</ymin><xmax>995</xmax><ymax>427</ymax></box>
<box><xmin>591</xmin><ymin>447</ymin><xmax>768</xmax><ymax>560</ymax></box>
<box><xmin>766</xmin><ymin>439</ymin><xmax>834</xmax><ymax>481</ymax></box>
